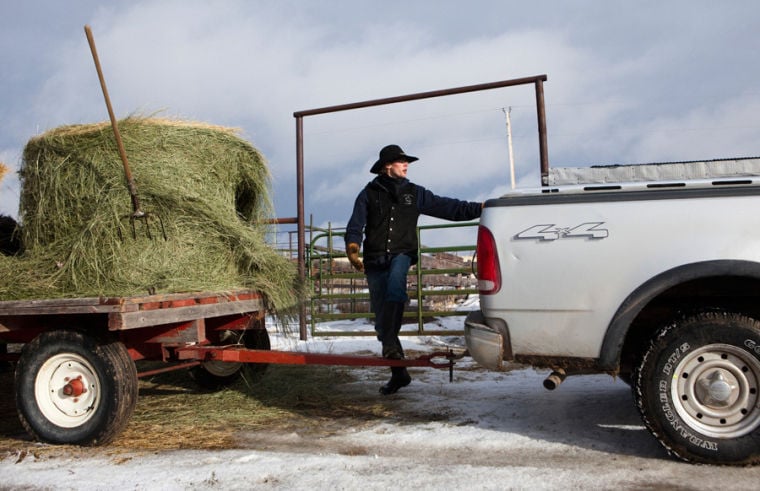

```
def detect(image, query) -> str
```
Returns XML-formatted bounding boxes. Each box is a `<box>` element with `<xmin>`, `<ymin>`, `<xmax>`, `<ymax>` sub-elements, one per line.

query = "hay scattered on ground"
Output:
<box><xmin>0</xmin><ymin>117</ymin><xmax>300</xmax><ymax>315</ymax></box>
<box><xmin>0</xmin><ymin>363</ymin><xmax>411</xmax><ymax>454</ymax></box>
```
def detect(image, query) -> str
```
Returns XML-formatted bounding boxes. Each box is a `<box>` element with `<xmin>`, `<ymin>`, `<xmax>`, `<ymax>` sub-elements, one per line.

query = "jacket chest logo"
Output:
<box><xmin>400</xmin><ymin>193</ymin><xmax>414</xmax><ymax>205</ymax></box>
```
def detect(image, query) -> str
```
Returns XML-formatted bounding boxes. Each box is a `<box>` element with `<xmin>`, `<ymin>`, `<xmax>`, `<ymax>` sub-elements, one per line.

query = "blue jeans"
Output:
<box><xmin>365</xmin><ymin>254</ymin><xmax>411</xmax><ymax>337</ymax></box>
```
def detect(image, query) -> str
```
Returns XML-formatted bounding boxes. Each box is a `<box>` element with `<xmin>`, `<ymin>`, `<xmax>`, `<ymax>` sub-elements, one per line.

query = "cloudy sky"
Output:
<box><xmin>2</xmin><ymin>1</ymin><xmax>759</xmax><ymax>236</ymax></box>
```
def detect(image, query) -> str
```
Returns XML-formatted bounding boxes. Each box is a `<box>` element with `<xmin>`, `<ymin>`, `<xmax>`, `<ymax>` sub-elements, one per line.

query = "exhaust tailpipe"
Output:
<box><xmin>543</xmin><ymin>368</ymin><xmax>566</xmax><ymax>390</ymax></box>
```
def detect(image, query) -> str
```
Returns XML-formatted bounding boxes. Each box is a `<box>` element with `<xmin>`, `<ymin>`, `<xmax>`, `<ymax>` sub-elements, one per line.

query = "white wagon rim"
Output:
<box><xmin>34</xmin><ymin>353</ymin><xmax>101</xmax><ymax>428</ymax></box>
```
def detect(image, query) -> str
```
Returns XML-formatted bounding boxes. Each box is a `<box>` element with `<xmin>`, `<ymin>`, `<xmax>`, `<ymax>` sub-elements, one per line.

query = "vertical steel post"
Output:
<box><xmin>296</xmin><ymin>116</ymin><xmax>307</xmax><ymax>340</ymax></box>
<box><xmin>535</xmin><ymin>78</ymin><xmax>549</xmax><ymax>186</ymax></box>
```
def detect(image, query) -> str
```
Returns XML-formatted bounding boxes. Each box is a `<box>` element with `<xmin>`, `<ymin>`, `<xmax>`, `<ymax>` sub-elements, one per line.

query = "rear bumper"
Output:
<box><xmin>464</xmin><ymin>310</ymin><xmax>508</xmax><ymax>370</ymax></box>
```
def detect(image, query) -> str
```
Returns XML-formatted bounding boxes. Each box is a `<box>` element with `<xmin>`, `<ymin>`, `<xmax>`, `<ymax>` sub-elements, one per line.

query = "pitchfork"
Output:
<box><xmin>84</xmin><ymin>25</ymin><xmax>166</xmax><ymax>241</ymax></box>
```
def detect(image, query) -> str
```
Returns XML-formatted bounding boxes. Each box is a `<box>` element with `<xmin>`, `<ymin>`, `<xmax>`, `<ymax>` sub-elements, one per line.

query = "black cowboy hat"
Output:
<box><xmin>370</xmin><ymin>144</ymin><xmax>418</xmax><ymax>174</ymax></box>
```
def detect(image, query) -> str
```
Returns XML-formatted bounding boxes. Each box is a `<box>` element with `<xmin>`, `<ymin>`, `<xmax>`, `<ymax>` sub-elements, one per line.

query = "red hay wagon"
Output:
<box><xmin>0</xmin><ymin>291</ymin><xmax>455</xmax><ymax>445</ymax></box>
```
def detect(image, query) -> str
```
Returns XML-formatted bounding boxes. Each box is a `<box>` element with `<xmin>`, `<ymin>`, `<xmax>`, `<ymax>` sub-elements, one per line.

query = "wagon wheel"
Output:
<box><xmin>15</xmin><ymin>330</ymin><xmax>138</xmax><ymax>445</ymax></box>
<box><xmin>189</xmin><ymin>327</ymin><xmax>271</xmax><ymax>389</ymax></box>
<box><xmin>635</xmin><ymin>311</ymin><xmax>760</xmax><ymax>465</ymax></box>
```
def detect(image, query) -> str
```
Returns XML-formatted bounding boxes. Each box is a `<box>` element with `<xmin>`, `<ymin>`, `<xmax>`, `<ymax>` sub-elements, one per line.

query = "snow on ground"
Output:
<box><xmin>3</xmin><ymin>304</ymin><xmax>760</xmax><ymax>489</ymax></box>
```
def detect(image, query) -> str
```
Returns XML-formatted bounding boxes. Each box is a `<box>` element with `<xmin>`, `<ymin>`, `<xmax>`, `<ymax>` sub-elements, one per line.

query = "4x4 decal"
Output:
<box><xmin>514</xmin><ymin>222</ymin><xmax>609</xmax><ymax>241</ymax></box>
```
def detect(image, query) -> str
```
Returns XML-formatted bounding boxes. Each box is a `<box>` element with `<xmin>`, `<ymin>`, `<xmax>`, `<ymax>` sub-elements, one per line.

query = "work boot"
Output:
<box><xmin>379</xmin><ymin>367</ymin><xmax>412</xmax><ymax>395</ymax></box>
<box><xmin>379</xmin><ymin>301</ymin><xmax>405</xmax><ymax>359</ymax></box>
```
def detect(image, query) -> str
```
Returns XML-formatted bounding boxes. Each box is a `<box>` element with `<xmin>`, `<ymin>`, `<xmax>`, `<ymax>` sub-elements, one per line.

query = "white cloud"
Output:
<box><xmin>630</xmin><ymin>93</ymin><xmax>760</xmax><ymax>163</ymax></box>
<box><xmin>2</xmin><ymin>0</ymin><xmax>760</xmax><ymax>223</ymax></box>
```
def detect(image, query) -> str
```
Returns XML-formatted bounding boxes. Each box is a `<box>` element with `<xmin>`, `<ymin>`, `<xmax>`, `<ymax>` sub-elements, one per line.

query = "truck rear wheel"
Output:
<box><xmin>189</xmin><ymin>327</ymin><xmax>270</xmax><ymax>389</ymax></box>
<box><xmin>635</xmin><ymin>311</ymin><xmax>760</xmax><ymax>465</ymax></box>
<box><xmin>15</xmin><ymin>330</ymin><xmax>138</xmax><ymax>445</ymax></box>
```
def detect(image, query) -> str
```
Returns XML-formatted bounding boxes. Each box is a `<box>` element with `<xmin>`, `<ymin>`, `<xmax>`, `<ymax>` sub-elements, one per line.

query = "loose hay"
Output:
<box><xmin>0</xmin><ymin>364</ymin><xmax>400</xmax><ymax>453</ymax></box>
<box><xmin>0</xmin><ymin>117</ymin><xmax>301</xmax><ymax>316</ymax></box>
<box><xmin>107</xmin><ymin>364</ymin><xmax>407</xmax><ymax>451</ymax></box>
<box><xmin>0</xmin><ymin>162</ymin><xmax>8</xmax><ymax>182</ymax></box>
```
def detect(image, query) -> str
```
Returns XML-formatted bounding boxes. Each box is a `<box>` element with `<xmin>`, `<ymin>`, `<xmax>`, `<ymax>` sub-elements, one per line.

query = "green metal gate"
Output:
<box><xmin>307</xmin><ymin>221</ymin><xmax>478</xmax><ymax>336</ymax></box>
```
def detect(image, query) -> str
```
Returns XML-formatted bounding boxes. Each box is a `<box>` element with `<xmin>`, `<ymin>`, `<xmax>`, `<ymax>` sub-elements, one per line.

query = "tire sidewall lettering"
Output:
<box><xmin>744</xmin><ymin>338</ymin><xmax>760</xmax><ymax>357</ymax></box>
<box><xmin>660</xmin><ymin>341</ymin><xmax>690</xmax><ymax>377</ymax></box>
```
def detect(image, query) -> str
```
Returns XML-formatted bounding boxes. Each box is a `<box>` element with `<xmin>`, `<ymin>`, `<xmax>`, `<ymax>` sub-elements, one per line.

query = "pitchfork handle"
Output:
<box><xmin>84</xmin><ymin>25</ymin><xmax>142</xmax><ymax>215</ymax></box>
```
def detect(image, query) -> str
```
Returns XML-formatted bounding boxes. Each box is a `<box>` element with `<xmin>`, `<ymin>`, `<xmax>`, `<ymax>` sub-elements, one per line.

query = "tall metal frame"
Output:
<box><xmin>293</xmin><ymin>74</ymin><xmax>550</xmax><ymax>339</ymax></box>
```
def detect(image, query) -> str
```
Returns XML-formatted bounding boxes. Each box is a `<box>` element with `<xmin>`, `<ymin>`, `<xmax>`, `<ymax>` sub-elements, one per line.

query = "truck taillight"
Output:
<box><xmin>476</xmin><ymin>225</ymin><xmax>501</xmax><ymax>294</ymax></box>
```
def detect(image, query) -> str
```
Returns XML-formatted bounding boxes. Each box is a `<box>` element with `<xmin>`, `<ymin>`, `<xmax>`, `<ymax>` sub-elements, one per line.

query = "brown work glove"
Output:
<box><xmin>346</xmin><ymin>242</ymin><xmax>364</xmax><ymax>272</ymax></box>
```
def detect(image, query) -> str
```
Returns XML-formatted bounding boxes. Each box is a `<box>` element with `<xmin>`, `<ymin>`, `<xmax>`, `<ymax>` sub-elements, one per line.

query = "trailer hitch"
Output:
<box><xmin>418</xmin><ymin>349</ymin><xmax>467</xmax><ymax>382</ymax></box>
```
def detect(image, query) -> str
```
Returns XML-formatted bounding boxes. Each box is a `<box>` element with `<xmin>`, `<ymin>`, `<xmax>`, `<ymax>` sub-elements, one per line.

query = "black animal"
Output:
<box><xmin>0</xmin><ymin>215</ymin><xmax>21</xmax><ymax>255</ymax></box>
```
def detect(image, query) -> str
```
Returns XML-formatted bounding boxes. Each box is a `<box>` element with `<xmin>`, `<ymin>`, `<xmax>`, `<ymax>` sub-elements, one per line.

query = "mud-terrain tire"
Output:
<box><xmin>189</xmin><ymin>327</ymin><xmax>270</xmax><ymax>389</ymax></box>
<box><xmin>635</xmin><ymin>311</ymin><xmax>760</xmax><ymax>465</ymax></box>
<box><xmin>15</xmin><ymin>330</ymin><xmax>138</xmax><ymax>445</ymax></box>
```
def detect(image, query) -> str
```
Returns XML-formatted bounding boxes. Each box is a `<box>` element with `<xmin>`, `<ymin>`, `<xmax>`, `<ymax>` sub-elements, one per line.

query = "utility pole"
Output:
<box><xmin>503</xmin><ymin>107</ymin><xmax>516</xmax><ymax>189</ymax></box>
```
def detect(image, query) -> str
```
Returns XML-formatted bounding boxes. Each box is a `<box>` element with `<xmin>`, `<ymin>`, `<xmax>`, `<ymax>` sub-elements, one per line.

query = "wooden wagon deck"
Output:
<box><xmin>0</xmin><ymin>290</ymin><xmax>264</xmax><ymax>332</ymax></box>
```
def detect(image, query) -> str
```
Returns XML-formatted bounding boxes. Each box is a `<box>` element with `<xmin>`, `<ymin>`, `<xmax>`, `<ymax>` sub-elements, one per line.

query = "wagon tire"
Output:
<box><xmin>635</xmin><ymin>311</ymin><xmax>760</xmax><ymax>465</ymax></box>
<box><xmin>189</xmin><ymin>327</ymin><xmax>270</xmax><ymax>389</ymax></box>
<box><xmin>15</xmin><ymin>330</ymin><xmax>138</xmax><ymax>446</ymax></box>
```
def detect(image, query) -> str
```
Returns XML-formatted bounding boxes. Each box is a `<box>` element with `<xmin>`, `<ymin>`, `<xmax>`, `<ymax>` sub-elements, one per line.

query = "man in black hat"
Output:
<box><xmin>345</xmin><ymin>144</ymin><xmax>482</xmax><ymax>395</ymax></box>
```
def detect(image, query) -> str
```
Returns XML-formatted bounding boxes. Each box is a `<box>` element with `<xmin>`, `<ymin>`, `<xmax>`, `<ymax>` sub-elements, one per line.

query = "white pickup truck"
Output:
<box><xmin>465</xmin><ymin>157</ymin><xmax>760</xmax><ymax>465</ymax></box>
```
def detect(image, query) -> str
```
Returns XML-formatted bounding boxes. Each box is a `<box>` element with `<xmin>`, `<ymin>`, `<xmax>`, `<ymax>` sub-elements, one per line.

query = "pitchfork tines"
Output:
<box><xmin>119</xmin><ymin>208</ymin><xmax>167</xmax><ymax>242</ymax></box>
<box><xmin>117</xmin><ymin>168</ymin><xmax>167</xmax><ymax>241</ymax></box>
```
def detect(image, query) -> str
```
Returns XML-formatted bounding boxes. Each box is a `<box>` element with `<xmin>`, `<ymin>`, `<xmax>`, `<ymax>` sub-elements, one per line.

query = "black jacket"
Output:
<box><xmin>346</xmin><ymin>175</ymin><xmax>481</xmax><ymax>269</ymax></box>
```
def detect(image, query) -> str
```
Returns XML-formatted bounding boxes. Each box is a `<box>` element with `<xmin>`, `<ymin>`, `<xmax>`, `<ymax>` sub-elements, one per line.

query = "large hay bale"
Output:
<box><xmin>0</xmin><ymin>117</ymin><xmax>299</xmax><ymax>315</ymax></box>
